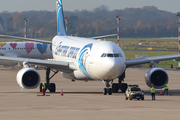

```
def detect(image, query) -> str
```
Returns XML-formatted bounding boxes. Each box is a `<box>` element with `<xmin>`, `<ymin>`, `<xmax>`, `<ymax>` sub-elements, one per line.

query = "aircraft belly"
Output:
<box><xmin>61</xmin><ymin>70</ymin><xmax>93</xmax><ymax>80</ymax></box>
<box><xmin>86</xmin><ymin>61</ymin><xmax>100</xmax><ymax>80</ymax></box>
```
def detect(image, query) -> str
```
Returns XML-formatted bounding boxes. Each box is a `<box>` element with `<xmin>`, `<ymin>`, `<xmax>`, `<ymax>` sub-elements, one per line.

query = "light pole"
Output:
<box><xmin>116</xmin><ymin>14</ymin><xmax>120</xmax><ymax>45</ymax></box>
<box><xmin>177</xmin><ymin>12</ymin><xmax>180</xmax><ymax>67</ymax></box>
<box><xmin>24</xmin><ymin>17</ymin><xmax>27</xmax><ymax>38</ymax></box>
<box><xmin>65</xmin><ymin>15</ymin><xmax>68</xmax><ymax>33</ymax></box>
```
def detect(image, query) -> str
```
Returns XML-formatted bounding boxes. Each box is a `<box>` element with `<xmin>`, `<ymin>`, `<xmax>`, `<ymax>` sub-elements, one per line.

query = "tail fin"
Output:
<box><xmin>56</xmin><ymin>0</ymin><xmax>67</xmax><ymax>36</ymax></box>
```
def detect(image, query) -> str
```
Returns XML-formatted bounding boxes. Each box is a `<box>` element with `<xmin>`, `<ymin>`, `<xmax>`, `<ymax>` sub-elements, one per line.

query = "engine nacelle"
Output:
<box><xmin>145</xmin><ymin>68</ymin><xmax>168</xmax><ymax>89</ymax></box>
<box><xmin>16</xmin><ymin>68</ymin><xmax>41</xmax><ymax>89</ymax></box>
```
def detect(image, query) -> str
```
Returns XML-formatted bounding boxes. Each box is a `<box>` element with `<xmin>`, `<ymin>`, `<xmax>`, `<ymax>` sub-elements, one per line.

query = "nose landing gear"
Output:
<box><xmin>103</xmin><ymin>80</ymin><xmax>112</xmax><ymax>95</ymax></box>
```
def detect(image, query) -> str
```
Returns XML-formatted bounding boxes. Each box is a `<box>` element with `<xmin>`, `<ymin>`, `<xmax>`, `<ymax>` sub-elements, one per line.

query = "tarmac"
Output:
<box><xmin>0</xmin><ymin>66</ymin><xmax>180</xmax><ymax>120</ymax></box>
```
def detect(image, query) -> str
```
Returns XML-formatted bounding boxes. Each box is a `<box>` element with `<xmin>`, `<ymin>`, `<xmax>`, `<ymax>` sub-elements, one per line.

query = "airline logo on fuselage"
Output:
<box><xmin>54</xmin><ymin>41</ymin><xmax>93</xmax><ymax>77</ymax></box>
<box><xmin>78</xmin><ymin>43</ymin><xmax>93</xmax><ymax>77</ymax></box>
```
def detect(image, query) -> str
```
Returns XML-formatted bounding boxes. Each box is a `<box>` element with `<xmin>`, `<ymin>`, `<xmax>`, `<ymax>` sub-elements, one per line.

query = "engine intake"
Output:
<box><xmin>145</xmin><ymin>68</ymin><xmax>168</xmax><ymax>89</ymax></box>
<box><xmin>17</xmin><ymin>68</ymin><xmax>40</xmax><ymax>89</ymax></box>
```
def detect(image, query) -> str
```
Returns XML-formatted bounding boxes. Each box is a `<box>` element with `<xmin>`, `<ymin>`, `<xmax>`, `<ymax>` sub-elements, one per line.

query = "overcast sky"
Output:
<box><xmin>0</xmin><ymin>0</ymin><xmax>180</xmax><ymax>13</ymax></box>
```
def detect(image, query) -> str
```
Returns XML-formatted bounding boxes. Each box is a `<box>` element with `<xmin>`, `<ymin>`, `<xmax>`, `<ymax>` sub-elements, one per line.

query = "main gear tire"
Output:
<box><xmin>112</xmin><ymin>83</ymin><xmax>119</xmax><ymax>93</ymax></box>
<box><xmin>103</xmin><ymin>88</ymin><xmax>107</xmax><ymax>95</ymax></box>
<box><xmin>108</xmin><ymin>88</ymin><xmax>112</xmax><ymax>95</ymax></box>
<box><xmin>49</xmin><ymin>83</ymin><xmax>56</xmax><ymax>92</ymax></box>
<box><xmin>121</xmin><ymin>83</ymin><xmax>128</xmax><ymax>93</ymax></box>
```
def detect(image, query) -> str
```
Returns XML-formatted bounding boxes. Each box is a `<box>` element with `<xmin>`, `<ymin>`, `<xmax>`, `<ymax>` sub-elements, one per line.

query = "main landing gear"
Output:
<box><xmin>103</xmin><ymin>71</ymin><xmax>128</xmax><ymax>95</ymax></box>
<box><xmin>103</xmin><ymin>79</ymin><xmax>127</xmax><ymax>95</ymax></box>
<box><xmin>39</xmin><ymin>68</ymin><xmax>59</xmax><ymax>93</ymax></box>
<box><xmin>112</xmin><ymin>71</ymin><xmax>128</xmax><ymax>93</ymax></box>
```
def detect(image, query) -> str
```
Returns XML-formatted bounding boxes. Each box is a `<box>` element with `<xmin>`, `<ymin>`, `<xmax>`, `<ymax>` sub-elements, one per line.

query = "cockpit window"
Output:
<box><xmin>101</xmin><ymin>53</ymin><xmax>123</xmax><ymax>58</ymax></box>
<box><xmin>118</xmin><ymin>53</ymin><xmax>123</xmax><ymax>57</ymax></box>
<box><xmin>107</xmin><ymin>54</ymin><xmax>113</xmax><ymax>57</ymax></box>
<box><xmin>114</xmin><ymin>54</ymin><xmax>119</xmax><ymax>57</ymax></box>
<box><xmin>101</xmin><ymin>53</ymin><xmax>106</xmax><ymax>57</ymax></box>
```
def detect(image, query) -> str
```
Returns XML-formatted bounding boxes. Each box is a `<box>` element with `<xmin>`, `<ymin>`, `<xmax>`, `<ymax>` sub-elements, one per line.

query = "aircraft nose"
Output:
<box><xmin>104</xmin><ymin>59</ymin><xmax>116</xmax><ymax>70</ymax></box>
<box><xmin>101</xmin><ymin>58</ymin><xmax>122</xmax><ymax>79</ymax></box>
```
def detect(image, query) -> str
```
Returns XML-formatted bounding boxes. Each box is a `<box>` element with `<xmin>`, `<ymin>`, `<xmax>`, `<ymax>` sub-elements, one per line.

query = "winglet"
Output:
<box><xmin>56</xmin><ymin>0</ymin><xmax>67</xmax><ymax>36</ymax></box>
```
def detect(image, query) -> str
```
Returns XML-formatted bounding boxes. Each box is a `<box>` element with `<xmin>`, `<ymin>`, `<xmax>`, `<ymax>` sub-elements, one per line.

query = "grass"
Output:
<box><xmin>107</xmin><ymin>38</ymin><xmax>178</xmax><ymax>42</ymax></box>
<box><xmin>0</xmin><ymin>38</ymin><xmax>23</xmax><ymax>42</ymax></box>
<box><xmin>121</xmin><ymin>46</ymin><xmax>175</xmax><ymax>51</ymax></box>
<box><xmin>124</xmin><ymin>51</ymin><xmax>178</xmax><ymax>58</ymax></box>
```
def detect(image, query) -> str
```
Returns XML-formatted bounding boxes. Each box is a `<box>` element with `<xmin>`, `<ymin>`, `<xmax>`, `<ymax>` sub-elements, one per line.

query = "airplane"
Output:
<box><xmin>0</xmin><ymin>0</ymin><xmax>180</xmax><ymax>95</ymax></box>
<box><xmin>0</xmin><ymin>42</ymin><xmax>53</xmax><ymax>67</ymax></box>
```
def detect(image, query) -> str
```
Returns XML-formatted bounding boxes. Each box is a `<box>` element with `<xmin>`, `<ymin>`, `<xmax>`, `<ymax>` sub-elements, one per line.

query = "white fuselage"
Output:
<box><xmin>52</xmin><ymin>35</ymin><xmax>126</xmax><ymax>81</ymax></box>
<box><xmin>0</xmin><ymin>42</ymin><xmax>52</xmax><ymax>58</ymax></box>
<box><xmin>0</xmin><ymin>42</ymin><xmax>53</xmax><ymax>66</ymax></box>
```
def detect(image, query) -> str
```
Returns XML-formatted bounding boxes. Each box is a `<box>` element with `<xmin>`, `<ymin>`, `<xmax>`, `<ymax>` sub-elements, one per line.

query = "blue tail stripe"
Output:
<box><xmin>57</xmin><ymin>7</ymin><xmax>62</xmax><ymax>34</ymax></box>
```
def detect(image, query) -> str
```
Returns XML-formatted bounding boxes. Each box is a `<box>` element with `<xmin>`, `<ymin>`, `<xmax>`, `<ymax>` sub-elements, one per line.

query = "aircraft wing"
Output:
<box><xmin>0</xmin><ymin>34</ymin><xmax>117</xmax><ymax>42</ymax></box>
<box><xmin>0</xmin><ymin>34</ymin><xmax>52</xmax><ymax>44</ymax></box>
<box><xmin>0</xmin><ymin>56</ymin><xmax>77</xmax><ymax>73</ymax></box>
<box><xmin>126</xmin><ymin>54</ymin><xmax>180</xmax><ymax>68</ymax></box>
<box><xmin>90</xmin><ymin>34</ymin><xmax>117</xmax><ymax>39</ymax></box>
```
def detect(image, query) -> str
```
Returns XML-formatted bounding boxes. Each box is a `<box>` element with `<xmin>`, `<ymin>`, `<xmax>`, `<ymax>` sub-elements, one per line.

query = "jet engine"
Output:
<box><xmin>145</xmin><ymin>68</ymin><xmax>168</xmax><ymax>89</ymax></box>
<box><xmin>16</xmin><ymin>68</ymin><xmax>40</xmax><ymax>89</ymax></box>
